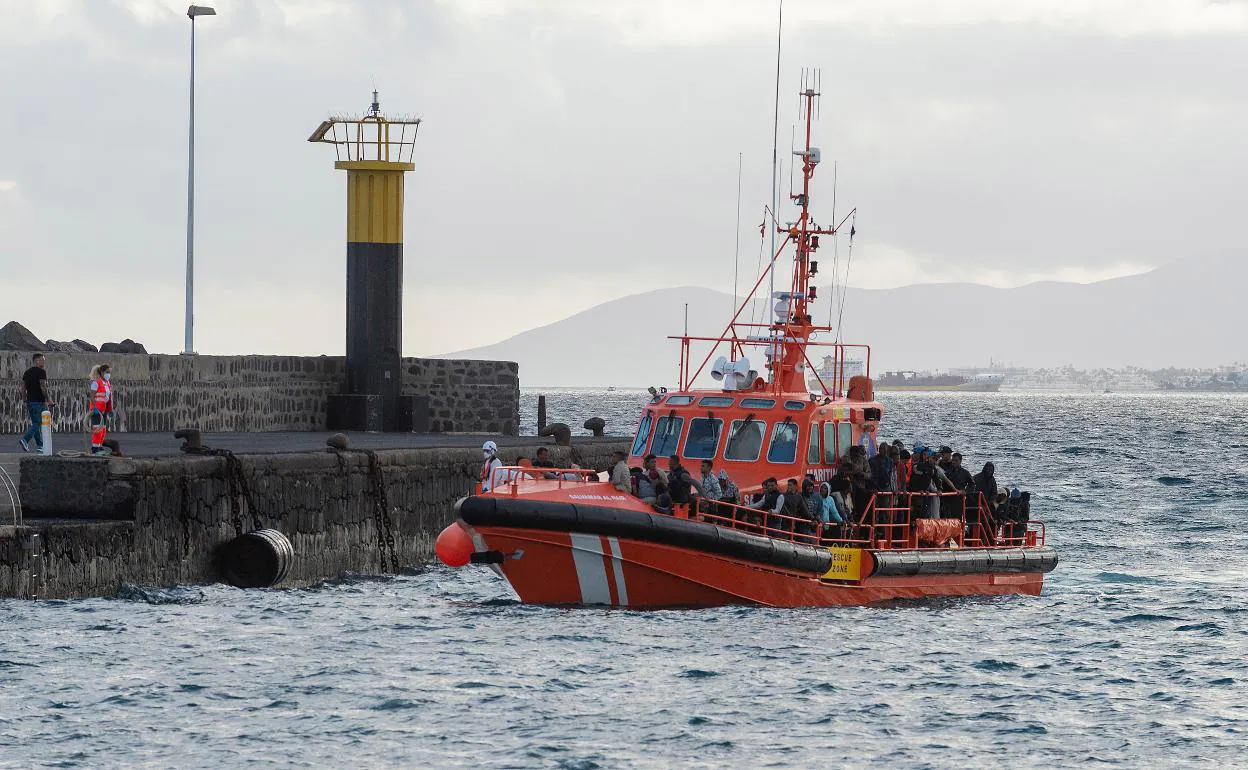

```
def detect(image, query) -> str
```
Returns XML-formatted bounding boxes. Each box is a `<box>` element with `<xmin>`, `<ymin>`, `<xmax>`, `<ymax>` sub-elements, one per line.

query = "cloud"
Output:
<box><xmin>0</xmin><ymin>0</ymin><xmax>1244</xmax><ymax>356</ymax></box>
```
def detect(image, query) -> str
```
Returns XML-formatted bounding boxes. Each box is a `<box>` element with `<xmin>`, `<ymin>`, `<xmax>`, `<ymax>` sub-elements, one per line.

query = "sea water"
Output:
<box><xmin>1</xmin><ymin>391</ymin><xmax>1245</xmax><ymax>768</ymax></box>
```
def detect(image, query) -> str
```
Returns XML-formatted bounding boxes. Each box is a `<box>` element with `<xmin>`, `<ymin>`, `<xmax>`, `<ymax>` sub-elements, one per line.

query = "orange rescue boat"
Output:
<box><xmin>436</xmin><ymin>84</ymin><xmax>1057</xmax><ymax>608</ymax></box>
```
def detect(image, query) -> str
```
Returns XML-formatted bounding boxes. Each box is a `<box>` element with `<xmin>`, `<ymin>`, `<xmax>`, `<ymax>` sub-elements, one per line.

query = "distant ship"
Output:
<box><xmin>874</xmin><ymin>371</ymin><xmax>1003</xmax><ymax>392</ymax></box>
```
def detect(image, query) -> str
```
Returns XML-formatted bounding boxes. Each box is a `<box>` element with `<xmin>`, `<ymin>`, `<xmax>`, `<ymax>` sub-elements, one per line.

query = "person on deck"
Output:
<box><xmin>943</xmin><ymin>451</ymin><xmax>975</xmax><ymax>519</ymax></box>
<box><xmin>609</xmin><ymin>451</ymin><xmax>630</xmax><ymax>493</ymax></box>
<box><xmin>973</xmin><ymin>462</ymin><xmax>999</xmax><ymax>513</ymax></box>
<box><xmin>896</xmin><ymin>448</ymin><xmax>912</xmax><ymax>493</ymax></box>
<box><xmin>480</xmin><ymin>440</ymin><xmax>503</xmax><ymax>492</ymax></box>
<box><xmin>818</xmin><ymin>481</ymin><xmax>847</xmax><ymax>526</ymax></box>
<box><xmin>908</xmin><ymin>448</ymin><xmax>938</xmax><ymax>519</ymax></box>
<box><xmin>716</xmin><ymin>469</ymin><xmax>740</xmax><ymax>504</ymax></box>
<box><xmin>652</xmin><ymin>481</ymin><xmax>673</xmax><ymax>514</ymax></box>
<box><xmin>642</xmin><ymin>454</ymin><xmax>668</xmax><ymax>489</ymax></box>
<box><xmin>780</xmin><ymin>478</ymin><xmax>806</xmax><ymax>533</ymax></box>
<box><xmin>750</xmin><ymin>477</ymin><xmax>784</xmax><ymax>526</ymax></box>
<box><xmin>667</xmin><ymin>455</ymin><xmax>703</xmax><ymax>505</ymax></box>
<box><xmin>800</xmin><ymin>479</ymin><xmax>823</xmax><ymax>535</ymax></box>
<box><xmin>533</xmin><ymin>446</ymin><xmax>559</xmax><ymax>479</ymax></box>
<box><xmin>699</xmin><ymin>459</ymin><xmax>722</xmax><ymax>502</ymax></box>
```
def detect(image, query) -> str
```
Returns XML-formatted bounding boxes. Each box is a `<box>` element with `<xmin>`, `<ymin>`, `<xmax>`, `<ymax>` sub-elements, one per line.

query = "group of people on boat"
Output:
<box><xmin>619</xmin><ymin>453</ymin><xmax>741</xmax><ymax>515</ymax></box>
<box><xmin>481</xmin><ymin>436</ymin><xmax>1031</xmax><ymax>543</ymax></box>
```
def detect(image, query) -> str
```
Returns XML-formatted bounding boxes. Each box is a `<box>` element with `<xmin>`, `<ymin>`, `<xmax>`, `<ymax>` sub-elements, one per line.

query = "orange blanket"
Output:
<box><xmin>914</xmin><ymin>518</ymin><xmax>962</xmax><ymax>547</ymax></box>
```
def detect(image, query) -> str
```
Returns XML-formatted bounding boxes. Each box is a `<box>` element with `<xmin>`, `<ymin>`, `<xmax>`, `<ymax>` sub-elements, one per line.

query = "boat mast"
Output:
<box><xmin>766</xmin><ymin>0</ymin><xmax>783</xmax><ymax>381</ymax></box>
<box><xmin>769</xmin><ymin>69</ymin><xmax>842</xmax><ymax>394</ymax></box>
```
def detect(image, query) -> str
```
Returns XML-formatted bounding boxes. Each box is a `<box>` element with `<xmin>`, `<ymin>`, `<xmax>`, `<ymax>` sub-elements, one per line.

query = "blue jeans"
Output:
<box><xmin>22</xmin><ymin>402</ymin><xmax>45</xmax><ymax>448</ymax></box>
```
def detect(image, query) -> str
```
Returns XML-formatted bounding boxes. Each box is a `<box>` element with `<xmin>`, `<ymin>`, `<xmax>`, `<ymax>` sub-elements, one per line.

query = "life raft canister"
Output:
<box><xmin>846</xmin><ymin>375</ymin><xmax>874</xmax><ymax>401</ymax></box>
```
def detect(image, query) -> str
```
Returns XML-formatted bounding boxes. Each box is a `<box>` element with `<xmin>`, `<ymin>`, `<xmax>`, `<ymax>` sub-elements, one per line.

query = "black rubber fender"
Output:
<box><xmin>218</xmin><ymin>528</ymin><xmax>294</xmax><ymax>588</ymax></box>
<box><xmin>872</xmin><ymin>546</ymin><xmax>1058</xmax><ymax>577</ymax></box>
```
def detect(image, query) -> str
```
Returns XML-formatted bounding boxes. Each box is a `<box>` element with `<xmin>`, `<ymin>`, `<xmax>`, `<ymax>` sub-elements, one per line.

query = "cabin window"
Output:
<box><xmin>838</xmin><ymin>423</ymin><xmax>854</xmax><ymax>458</ymax></box>
<box><xmin>724</xmin><ymin>419</ymin><xmax>766</xmax><ymax>462</ymax></box>
<box><xmin>807</xmin><ymin>423</ymin><xmax>821</xmax><ymax>464</ymax></box>
<box><xmin>784</xmin><ymin>400</ymin><xmax>808</xmax><ymax>410</ymax></box>
<box><xmin>630</xmin><ymin>413</ymin><xmax>653</xmax><ymax>456</ymax></box>
<box><xmin>664</xmin><ymin>395</ymin><xmax>694</xmax><ymax>406</ymax></box>
<box><xmin>767</xmin><ymin>421</ymin><xmax>799</xmax><ymax>463</ymax></box>
<box><xmin>651</xmin><ymin>415</ymin><xmax>684</xmax><ymax>457</ymax></box>
<box><xmin>682</xmin><ymin>418</ymin><xmax>723</xmax><ymax>460</ymax></box>
<box><xmin>739</xmin><ymin>398</ymin><xmax>776</xmax><ymax>409</ymax></box>
<box><xmin>698</xmin><ymin>396</ymin><xmax>735</xmax><ymax>407</ymax></box>
<box><xmin>822</xmin><ymin>422</ymin><xmax>838</xmax><ymax>464</ymax></box>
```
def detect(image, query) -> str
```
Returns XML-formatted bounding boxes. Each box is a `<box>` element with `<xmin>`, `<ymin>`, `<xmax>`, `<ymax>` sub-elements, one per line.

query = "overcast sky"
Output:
<box><xmin>1</xmin><ymin>0</ymin><xmax>1245</xmax><ymax>356</ymax></box>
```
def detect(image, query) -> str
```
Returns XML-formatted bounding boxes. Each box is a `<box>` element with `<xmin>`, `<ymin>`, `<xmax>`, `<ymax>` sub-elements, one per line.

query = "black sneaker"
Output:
<box><xmin>18</xmin><ymin>438</ymin><xmax>30</xmax><ymax>453</ymax></box>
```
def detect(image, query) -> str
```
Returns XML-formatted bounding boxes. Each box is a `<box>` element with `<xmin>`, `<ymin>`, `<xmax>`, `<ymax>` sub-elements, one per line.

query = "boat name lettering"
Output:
<box><xmin>568</xmin><ymin>494</ymin><xmax>631</xmax><ymax>501</ymax></box>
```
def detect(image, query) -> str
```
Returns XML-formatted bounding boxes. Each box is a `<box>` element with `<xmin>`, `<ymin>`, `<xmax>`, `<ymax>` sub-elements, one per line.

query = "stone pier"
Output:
<box><xmin>0</xmin><ymin>352</ymin><xmax>519</xmax><ymax>436</ymax></box>
<box><xmin>1</xmin><ymin>439</ymin><xmax>629</xmax><ymax>599</ymax></box>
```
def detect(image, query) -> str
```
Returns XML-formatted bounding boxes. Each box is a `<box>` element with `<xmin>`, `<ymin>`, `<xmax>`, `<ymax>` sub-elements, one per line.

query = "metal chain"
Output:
<box><xmin>184</xmin><ymin>447</ymin><xmax>261</xmax><ymax>537</ymax></box>
<box><xmin>362</xmin><ymin>449</ymin><xmax>400</xmax><ymax>573</ymax></box>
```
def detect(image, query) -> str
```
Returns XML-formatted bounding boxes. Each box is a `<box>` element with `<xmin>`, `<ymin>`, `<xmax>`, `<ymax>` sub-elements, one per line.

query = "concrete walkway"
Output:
<box><xmin>0</xmin><ymin>431</ymin><xmax>626</xmax><ymax>459</ymax></box>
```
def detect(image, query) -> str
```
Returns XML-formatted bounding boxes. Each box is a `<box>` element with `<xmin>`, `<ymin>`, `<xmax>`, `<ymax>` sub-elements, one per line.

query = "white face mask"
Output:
<box><xmin>103</xmin><ymin>373</ymin><xmax>111</xmax><ymax>381</ymax></box>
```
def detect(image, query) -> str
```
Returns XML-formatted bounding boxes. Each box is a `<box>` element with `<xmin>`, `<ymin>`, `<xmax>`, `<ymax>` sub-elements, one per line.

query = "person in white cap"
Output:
<box><xmin>480</xmin><ymin>440</ymin><xmax>503</xmax><ymax>492</ymax></box>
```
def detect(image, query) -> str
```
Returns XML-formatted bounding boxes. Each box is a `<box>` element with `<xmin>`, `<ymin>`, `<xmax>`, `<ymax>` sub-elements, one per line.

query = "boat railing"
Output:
<box><xmin>692</xmin><ymin>490</ymin><xmax>1044</xmax><ymax>551</ymax></box>
<box><xmin>692</xmin><ymin>498</ymin><xmax>825</xmax><ymax>546</ymax></box>
<box><xmin>483</xmin><ymin>466</ymin><xmax>601</xmax><ymax>495</ymax></box>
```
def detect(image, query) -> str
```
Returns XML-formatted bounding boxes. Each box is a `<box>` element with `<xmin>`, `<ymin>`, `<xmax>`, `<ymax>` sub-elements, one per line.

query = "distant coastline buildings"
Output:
<box><xmin>945</xmin><ymin>364</ymin><xmax>1248</xmax><ymax>392</ymax></box>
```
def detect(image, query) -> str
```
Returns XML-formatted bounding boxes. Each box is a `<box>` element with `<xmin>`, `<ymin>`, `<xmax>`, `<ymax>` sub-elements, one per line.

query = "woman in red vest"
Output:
<box><xmin>88</xmin><ymin>363</ymin><xmax>113</xmax><ymax>455</ymax></box>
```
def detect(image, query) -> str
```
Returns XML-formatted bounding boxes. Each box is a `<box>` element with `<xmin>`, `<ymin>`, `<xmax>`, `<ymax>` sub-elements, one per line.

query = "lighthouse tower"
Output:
<box><xmin>309</xmin><ymin>92</ymin><xmax>423</xmax><ymax>431</ymax></box>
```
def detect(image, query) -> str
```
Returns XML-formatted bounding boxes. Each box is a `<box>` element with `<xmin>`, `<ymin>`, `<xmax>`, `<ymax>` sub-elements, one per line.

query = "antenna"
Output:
<box><xmin>788</xmin><ymin>125</ymin><xmax>796</xmax><ymax>199</ymax></box>
<box><xmin>733</xmin><ymin>152</ymin><xmax>743</xmax><ymax>327</ymax></box>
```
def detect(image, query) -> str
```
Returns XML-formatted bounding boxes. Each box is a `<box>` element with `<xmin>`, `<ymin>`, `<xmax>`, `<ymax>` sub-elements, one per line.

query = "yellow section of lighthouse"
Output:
<box><xmin>336</xmin><ymin>160</ymin><xmax>414</xmax><ymax>245</ymax></box>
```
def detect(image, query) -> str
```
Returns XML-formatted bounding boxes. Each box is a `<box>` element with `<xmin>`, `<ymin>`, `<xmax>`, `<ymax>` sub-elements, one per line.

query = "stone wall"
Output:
<box><xmin>0</xmin><ymin>352</ymin><xmax>518</xmax><ymax>436</ymax></box>
<box><xmin>0</xmin><ymin>441</ymin><xmax>628</xmax><ymax>598</ymax></box>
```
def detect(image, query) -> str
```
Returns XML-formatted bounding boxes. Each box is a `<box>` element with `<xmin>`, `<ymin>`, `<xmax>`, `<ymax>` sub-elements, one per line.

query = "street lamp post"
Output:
<box><xmin>184</xmin><ymin>4</ymin><xmax>215</xmax><ymax>356</ymax></box>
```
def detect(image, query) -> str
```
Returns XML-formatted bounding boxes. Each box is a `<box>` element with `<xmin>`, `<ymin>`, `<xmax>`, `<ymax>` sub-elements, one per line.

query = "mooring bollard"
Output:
<box><xmin>40</xmin><ymin>410</ymin><xmax>52</xmax><ymax>456</ymax></box>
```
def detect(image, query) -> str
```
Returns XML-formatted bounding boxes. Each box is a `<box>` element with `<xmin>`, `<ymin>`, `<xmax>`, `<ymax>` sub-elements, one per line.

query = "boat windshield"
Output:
<box><xmin>652</xmin><ymin>414</ymin><xmax>684</xmax><ymax>457</ymax></box>
<box><xmin>823</xmin><ymin>421</ymin><xmax>853</xmax><ymax>464</ymax></box>
<box><xmin>807</xmin><ymin>422</ymin><xmax>821</xmax><ymax>464</ymax></box>
<box><xmin>724</xmin><ymin>418</ymin><xmax>765</xmax><ymax>462</ymax></box>
<box><xmin>683</xmin><ymin>417</ymin><xmax>723</xmax><ymax>460</ymax></box>
<box><xmin>767</xmin><ymin>419</ymin><xmax>799</xmax><ymax>463</ymax></box>
<box><xmin>630</xmin><ymin>413</ymin><xmax>653</xmax><ymax>456</ymax></box>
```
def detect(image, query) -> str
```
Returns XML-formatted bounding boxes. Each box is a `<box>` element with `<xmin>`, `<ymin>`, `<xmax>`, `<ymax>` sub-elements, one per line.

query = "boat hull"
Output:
<box><xmin>468</xmin><ymin>525</ymin><xmax>1044</xmax><ymax>608</ymax></box>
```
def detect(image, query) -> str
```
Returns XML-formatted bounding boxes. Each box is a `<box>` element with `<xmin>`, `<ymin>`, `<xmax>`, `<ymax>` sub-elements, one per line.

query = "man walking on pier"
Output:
<box><xmin>19</xmin><ymin>353</ymin><xmax>55</xmax><ymax>452</ymax></box>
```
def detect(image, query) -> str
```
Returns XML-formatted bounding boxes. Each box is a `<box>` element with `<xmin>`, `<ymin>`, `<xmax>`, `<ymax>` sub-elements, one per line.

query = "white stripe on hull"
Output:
<box><xmin>607</xmin><ymin>536</ymin><xmax>629</xmax><ymax>607</ymax></box>
<box><xmin>569</xmin><ymin>532</ymin><xmax>612</xmax><ymax>605</ymax></box>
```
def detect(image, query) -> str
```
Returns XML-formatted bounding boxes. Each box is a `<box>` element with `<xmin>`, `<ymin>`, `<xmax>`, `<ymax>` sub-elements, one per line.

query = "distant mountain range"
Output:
<box><xmin>437</xmin><ymin>251</ymin><xmax>1244</xmax><ymax>387</ymax></box>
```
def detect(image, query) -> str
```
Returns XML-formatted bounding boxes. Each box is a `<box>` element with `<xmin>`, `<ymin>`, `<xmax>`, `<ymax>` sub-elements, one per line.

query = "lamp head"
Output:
<box><xmin>188</xmin><ymin>5</ymin><xmax>216</xmax><ymax>19</ymax></box>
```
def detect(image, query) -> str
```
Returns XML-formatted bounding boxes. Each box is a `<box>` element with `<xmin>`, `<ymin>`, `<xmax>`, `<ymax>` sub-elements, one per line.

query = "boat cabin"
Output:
<box><xmin>628</xmin><ymin>389</ymin><xmax>885</xmax><ymax>491</ymax></box>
